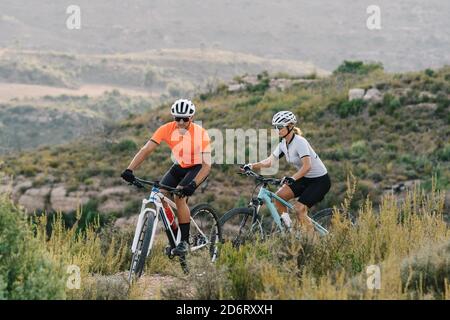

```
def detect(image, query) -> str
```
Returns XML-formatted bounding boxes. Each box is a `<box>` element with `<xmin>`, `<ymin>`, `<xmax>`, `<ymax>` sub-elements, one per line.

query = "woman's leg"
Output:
<box><xmin>274</xmin><ymin>185</ymin><xmax>295</xmax><ymax>215</ymax></box>
<box><xmin>293</xmin><ymin>201</ymin><xmax>314</xmax><ymax>232</ymax></box>
<box><xmin>295</xmin><ymin>174</ymin><xmax>331</xmax><ymax>233</ymax></box>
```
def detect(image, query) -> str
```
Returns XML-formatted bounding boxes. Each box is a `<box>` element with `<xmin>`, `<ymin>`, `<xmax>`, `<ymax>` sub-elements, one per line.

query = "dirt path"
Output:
<box><xmin>135</xmin><ymin>274</ymin><xmax>182</xmax><ymax>299</ymax></box>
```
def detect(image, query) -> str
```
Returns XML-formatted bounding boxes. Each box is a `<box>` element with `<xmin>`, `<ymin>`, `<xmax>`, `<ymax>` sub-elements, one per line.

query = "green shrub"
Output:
<box><xmin>112</xmin><ymin>139</ymin><xmax>138</xmax><ymax>153</ymax></box>
<box><xmin>424</xmin><ymin>69</ymin><xmax>436</xmax><ymax>77</ymax></box>
<box><xmin>336</xmin><ymin>99</ymin><xmax>366</xmax><ymax>118</ymax></box>
<box><xmin>383</xmin><ymin>94</ymin><xmax>401</xmax><ymax>115</ymax></box>
<box><xmin>247</xmin><ymin>78</ymin><xmax>270</xmax><ymax>93</ymax></box>
<box><xmin>350</xmin><ymin>140</ymin><xmax>368</xmax><ymax>158</ymax></box>
<box><xmin>436</xmin><ymin>144</ymin><xmax>450</xmax><ymax>161</ymax></box>
<box><xmin>0</xmin><ymin>196</ymin><xmax>66</xmax><ymax>299</ymax></box>
<box><xmin>333</xmin><ymin>61</ymin><xmax>383</xmax><ymax>75</ymax></box>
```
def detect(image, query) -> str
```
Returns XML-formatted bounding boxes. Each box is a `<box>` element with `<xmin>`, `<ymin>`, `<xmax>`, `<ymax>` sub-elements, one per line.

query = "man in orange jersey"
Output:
<box><xmin>121</xmin><ymin>99</ymin><xmax>211</xmax><ymax>256</ymax></box>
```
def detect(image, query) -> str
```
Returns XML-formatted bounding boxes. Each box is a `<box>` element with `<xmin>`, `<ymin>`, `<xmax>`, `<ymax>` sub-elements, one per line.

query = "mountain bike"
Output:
<box><xmin>127</xmin><ymin>177</ymin><xmax>222</xmax><ymax>283</ymax></box>
<box><xmin>219</xmin><ymin>169</ymin><xmax>354</xmax><ymax>247</ymax></box>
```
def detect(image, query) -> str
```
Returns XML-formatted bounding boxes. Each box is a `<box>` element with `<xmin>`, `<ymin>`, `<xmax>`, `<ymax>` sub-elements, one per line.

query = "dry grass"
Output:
<box><xmin>165</xmin><ymin>178</ymin><xmax>450</xmax><ymax>300</ymax></box>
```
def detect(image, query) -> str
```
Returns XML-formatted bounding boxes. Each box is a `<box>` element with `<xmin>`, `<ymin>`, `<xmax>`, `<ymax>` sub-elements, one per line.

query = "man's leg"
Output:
<box><xmin>172</xmin><ymin>165</ymin><xmax>202</xmax><ymax>256</ymax></box>
<box><xmin>160</xmin><ymin>165</ymin><xmax>182</xmax><ymax>236</ymax></box>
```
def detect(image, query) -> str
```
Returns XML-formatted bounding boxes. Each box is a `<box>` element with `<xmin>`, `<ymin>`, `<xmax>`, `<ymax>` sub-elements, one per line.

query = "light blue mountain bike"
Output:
<box><xmin>219</xmin><ymin>168</ymin><xmax>351</xmax><ymax>247</ymax></box>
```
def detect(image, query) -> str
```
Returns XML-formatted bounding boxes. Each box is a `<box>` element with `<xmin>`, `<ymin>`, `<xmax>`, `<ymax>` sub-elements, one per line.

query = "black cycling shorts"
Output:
<box><xmin>160</xmin><ymin>164</ymin><xmax>203</xmax><ymax>190</ymax></box>
<box><xmin>287</xmin><ymin>173</ymin><xmax>331</xmax><ymax>208</ymax></box>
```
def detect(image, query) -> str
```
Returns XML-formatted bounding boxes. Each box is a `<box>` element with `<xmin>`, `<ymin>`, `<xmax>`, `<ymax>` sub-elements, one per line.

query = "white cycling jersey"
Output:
<box><xmin>272</xmin><ymin>134</ymin><xmax>327</xmax><ymax>178</ymax></box>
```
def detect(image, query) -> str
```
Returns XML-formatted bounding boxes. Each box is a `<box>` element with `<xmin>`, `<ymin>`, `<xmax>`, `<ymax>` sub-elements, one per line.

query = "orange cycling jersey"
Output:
<box><xmin>150</xmin><ymin>121</ymin><xmax>211</xmax><ymax>168</ymax></box>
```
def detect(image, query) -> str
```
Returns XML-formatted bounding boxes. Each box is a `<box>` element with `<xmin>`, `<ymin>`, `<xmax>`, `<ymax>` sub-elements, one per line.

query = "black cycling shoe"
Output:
<box><xmin>172</xmin><ymin>241</ymin><xmax>189</xmax><ymax>256</ymax></box>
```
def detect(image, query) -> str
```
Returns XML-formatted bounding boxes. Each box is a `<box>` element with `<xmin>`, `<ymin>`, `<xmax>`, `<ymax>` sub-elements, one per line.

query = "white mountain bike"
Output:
<box><xmin>127</xmin><ymin>177</ymin><xmax>221</xmax><ymax>283</ymax></box>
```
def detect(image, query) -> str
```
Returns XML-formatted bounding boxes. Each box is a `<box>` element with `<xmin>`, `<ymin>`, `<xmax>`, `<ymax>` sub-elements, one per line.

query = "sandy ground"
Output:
<box><xmin>0</xmin><ymin>82</ymin><xmax>157</xmax><ymax>102</ymax></box>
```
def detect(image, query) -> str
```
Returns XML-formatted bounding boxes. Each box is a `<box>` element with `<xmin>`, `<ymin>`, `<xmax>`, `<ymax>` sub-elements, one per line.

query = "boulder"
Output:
<box><xmin>18</xmin><ymin>187</ymin><xmax>51</xmax><ymax>212</ymax></box>
<box><xmin>349</xmin><ymin>88</ymin><xmax>365</xmax><ymax>101</ymax></box>
<box><xmin>50</xmin><ymin>185</ymin><xmax>89</xmax><ymax>212</ymax></box>
<box><xmin>98</xmin><ymin>199</ymin><xmax>126</xmax><ymax>213</ymax></box>
<box><xmin>269</xmin><ymin>79</ymin><xmax>294</xmax><ymax>91</ymax></box>
<box><xmin>12</xmin><ymin>181</ymin><xmax>33</xmax><ymax>196</ymax></box>
<box><xmin>114</xmin><ymin>215</ymin><xmax>139</xmax><ymax>229</ymax></box>
<box><xmin>419</xmin><ymin>92</ymin><xmax>436</xmax><ymax>100</ymax></box>
<box><xmin>241</xmin><ymin>75</ymin><xmax>259</xmax><ymax>86</ymax></box>
<box><xmin>227</xmin><ymin>83</ymin><xmax>246</xmax><ymax>92</ymax></box>
<box><xmin>363</xmin><ymin>88</ymin><xmax>383</xmax><ymax>103</ymax></box>
<box><xmin>99</xmin><ymin>186</ymin><xmax>131</xmax><ymax>197</ymax></box>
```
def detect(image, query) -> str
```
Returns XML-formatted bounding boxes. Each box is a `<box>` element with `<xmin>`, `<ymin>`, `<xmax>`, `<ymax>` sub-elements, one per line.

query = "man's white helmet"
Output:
<box><xmin>272</xmin><ymin>111</ymin><xmax>297</xmax><ymax>126</ymax></box>
<box><xmin>171</xmin><ymin>99</ymin><xmax>196</xmax><ymax>117</ymax></box>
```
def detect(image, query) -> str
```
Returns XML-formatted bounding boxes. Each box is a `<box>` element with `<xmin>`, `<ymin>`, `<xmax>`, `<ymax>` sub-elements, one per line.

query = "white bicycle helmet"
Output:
<box><xmin>272</xmin><ymin>111</ymin><xmax>297</xmax><ymax>126</ymax></box>
<box><xmin>171</xmin><ymin>99</ymin><xmax>196</xmax><ymax>117</ymax></box>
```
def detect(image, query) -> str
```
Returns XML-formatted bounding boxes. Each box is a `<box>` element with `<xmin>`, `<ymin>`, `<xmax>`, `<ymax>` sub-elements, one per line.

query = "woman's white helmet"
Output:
<box><xmin>171</xmin><ymin>99</ymin><xmax>196</xmax><ymax>117</ymax></box>
<box><xmin>272</xmin><ymin>111</ymin><xmax>297</xmax><ymax>126</ymax></box>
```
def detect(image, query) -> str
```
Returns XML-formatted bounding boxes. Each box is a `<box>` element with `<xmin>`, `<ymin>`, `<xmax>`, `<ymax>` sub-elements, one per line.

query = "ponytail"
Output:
<box><xmin>293</xmin><ymin>127</ymin><xmax>303</xmax><ymax>136</ymax></box>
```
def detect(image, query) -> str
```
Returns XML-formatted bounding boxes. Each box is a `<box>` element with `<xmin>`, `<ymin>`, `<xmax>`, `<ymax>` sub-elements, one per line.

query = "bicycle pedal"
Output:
<box><xmin>165</xmin><ymin>246</ymin><xmax>175</xmax><ymax>258</ymax></box>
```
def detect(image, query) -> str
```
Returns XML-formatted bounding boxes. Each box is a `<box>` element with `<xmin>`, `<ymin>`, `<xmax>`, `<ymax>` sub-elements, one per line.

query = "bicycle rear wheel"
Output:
<box><xmin>310</xmin><ymin>208</ymin><xmax>356</xmax><ymax>232</ymax></box>
<box><xmin>189</xmin><ymin>203</ymin><xmax>222</xmax><ymax>262</ymax></box>
<box><xmin>219</xmin><ymin>207</ymin><xmax>264</xmax><ymax>248</ymax></box>
<box><xmin>128</xmin><ymin>211</ymin><xmax>156</xmax><ymax>282</ymax></box>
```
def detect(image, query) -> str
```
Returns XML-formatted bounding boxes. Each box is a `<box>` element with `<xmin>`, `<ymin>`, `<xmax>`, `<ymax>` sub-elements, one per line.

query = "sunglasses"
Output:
<box><xmin>174</xmin><ymin>117</ymin><xmax>191</xmax><ymax>122</ymax></box>
<box><xmin>273</xmin><ymin>125</ymin><xmax>286</xmax><ymax>130</ymax></box>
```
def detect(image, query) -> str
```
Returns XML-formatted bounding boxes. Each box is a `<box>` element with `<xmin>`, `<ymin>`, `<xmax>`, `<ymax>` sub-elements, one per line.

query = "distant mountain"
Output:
<box><xmin>1</xmin><ymin>1</ymin><xmax>450</xmax><ymax>71</ymax></box>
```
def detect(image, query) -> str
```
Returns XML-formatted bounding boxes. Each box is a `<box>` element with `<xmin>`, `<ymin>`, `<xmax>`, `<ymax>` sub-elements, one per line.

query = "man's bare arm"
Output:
<box><xmin>127</xmin><ymin>140</ymin><xmax>159</xmax><ymax>171</ymax></box>
<box><xmin>193</xmin><ymin>152</ymin><xmax>212</xmax><ymax>186</ymax></box>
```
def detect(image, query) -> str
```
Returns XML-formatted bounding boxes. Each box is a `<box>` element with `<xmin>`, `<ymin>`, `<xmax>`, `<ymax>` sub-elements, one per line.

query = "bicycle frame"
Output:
<box><xmin>256</xmin><ymin>186</ymin><xmax>329</xmax><ymax>236</ymax></box>
<box><xmin>131</xmin><ymin>185</ymin><xmax>211</xmax><ymax>256</ymax></box>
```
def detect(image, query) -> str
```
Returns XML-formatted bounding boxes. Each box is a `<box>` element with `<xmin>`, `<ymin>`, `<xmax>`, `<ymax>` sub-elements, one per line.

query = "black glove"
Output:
<box><xmin>242</xmin><ymin>164</ymin><xmax>252</xmax><ymax>172</ymax></box>
<box><xmin>281</xmin><ymin>176</ymin><xmax>295</xmax><ymax>185</ymax></box>
<box><xmin>121</xmin><ymin>169</ymin><xmax>135</xmax><ymax>183</ymax></box>
<box><xmin>180</xmin><ymin>180</ymin><xmax>197</xmax><ymax>197</ymax></box>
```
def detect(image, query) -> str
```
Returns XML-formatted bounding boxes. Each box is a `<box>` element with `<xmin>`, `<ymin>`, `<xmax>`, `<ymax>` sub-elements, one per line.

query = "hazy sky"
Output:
<box><xmin>1</xmin><ymin>0</ymin><xmax>449</xmax><ymax>71</ymax></box>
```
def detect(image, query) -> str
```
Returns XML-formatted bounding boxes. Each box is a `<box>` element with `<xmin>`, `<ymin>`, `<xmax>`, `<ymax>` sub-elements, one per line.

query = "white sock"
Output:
<box><xmin>281</xmin><ymin>212</ymin><xmax>292</xmax><ymax>228</ymax></box>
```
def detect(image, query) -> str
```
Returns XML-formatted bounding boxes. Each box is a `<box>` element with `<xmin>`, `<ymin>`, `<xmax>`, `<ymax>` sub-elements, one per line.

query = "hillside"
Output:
<box><xmin>1</xmin><ymin>62</ymin><xmax>449</xmax><ymax>221</ymax></box>
<box><xmin>0</xmin><ymin>49</ymin><xmax>324</xmax><ymax>90</ymax></box>
<box><xmin>0</xmin><ymin>49</ymin><xmax>322</xmax><ymax>153</ymax></box>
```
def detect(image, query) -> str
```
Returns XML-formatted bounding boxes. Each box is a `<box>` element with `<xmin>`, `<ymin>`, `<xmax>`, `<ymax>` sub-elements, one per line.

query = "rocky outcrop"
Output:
<box><xmin>99</xmin><ymin>199</ymin><xmax>126</xmax><ymax>213</ymax></box>
<box><xmin>269</xmin><ymin>78</ymin><xmax>315</xmax><ymax>91</ymax></box>
<box><xmin>114</xmin><ymin>215</ymin><xmax>139</xmax><ymax>229</ymax></box>
<box><xmin>50</xmin><ymin>185</ymin><xmax>90</xmax><ymax>213</ymax></box>
<box><xmin>99</xmin><ymin>186</ymin><xmax>130</xmax><ymax>197</ymax></box>
<box><xmin>227</xmin><ymin>75</ymin><xmax>317</xmax><ymax>93</ymax></box>
<box><xmin>2</xmin><ymin>175</ymin><xmax>135</xmax><ymax>214</ymax></box>
<box><xmin>227</xmin><ymin>83</ymin><xmax>245</xmax><ymax>92</ymax></box>
<box><xmin>348</xmin><ymin>88</ymin><xmax>365</xmax><ymax>101</ymax></box>
<box><xmin>363</xmin><ymin>88</ymin><xmax>383</xmax><ymax>103</ymax></box>
<box><xmin>18</xmin><ymin>187</ymin><xmax>51</xmax><ymax>213</ymax></box>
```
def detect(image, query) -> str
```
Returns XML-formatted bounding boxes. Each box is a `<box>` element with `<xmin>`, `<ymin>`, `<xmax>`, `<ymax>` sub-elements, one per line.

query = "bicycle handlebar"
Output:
<box><xmin>130</xmin><ymin>177</ymin><xmax>184</xmax><ymax>196</ymax></box>
<box><xmin>237</xmin><ymin>168</ymin><xmax>282</xmax><ymax>186</ymax></box>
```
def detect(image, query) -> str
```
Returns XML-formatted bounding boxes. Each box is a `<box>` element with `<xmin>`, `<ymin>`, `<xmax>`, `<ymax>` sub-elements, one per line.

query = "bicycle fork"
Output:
<box><xmin>131</xmin><ymin>199</ymin><xmax>155</xmax><ymax>253</ymax></box>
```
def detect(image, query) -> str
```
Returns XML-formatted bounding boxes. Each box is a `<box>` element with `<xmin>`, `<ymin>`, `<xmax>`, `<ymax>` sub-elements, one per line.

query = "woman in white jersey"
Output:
<box><xmin>243</xmin><ymin>111</ymin><xmax>331</xmax><ymax>230</ymax></box>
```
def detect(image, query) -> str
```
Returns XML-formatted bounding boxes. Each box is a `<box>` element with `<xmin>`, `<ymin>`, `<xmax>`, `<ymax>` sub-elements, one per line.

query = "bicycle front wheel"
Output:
<box><xmin>219</xmin><ymin>207</ymin><xmax>264</xmax><ymax>248</ymax></box>
<box><xmin>129</xmin><ymin>211</ymin><xmax>156</xmax><ymax>282</ymax></box>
